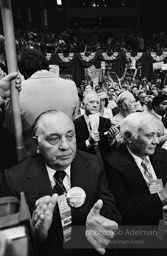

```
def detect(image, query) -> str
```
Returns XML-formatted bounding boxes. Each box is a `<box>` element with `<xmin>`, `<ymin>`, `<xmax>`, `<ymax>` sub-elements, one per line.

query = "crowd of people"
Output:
<box><xmin>10</xmin><ymin>28</ymin><xmax>167</xmax><ymax>54</ymax></box>
<box><xmin>1</xmin><ymin>28</ymin><xmax>167</xmax><ymax>256</ymax></box>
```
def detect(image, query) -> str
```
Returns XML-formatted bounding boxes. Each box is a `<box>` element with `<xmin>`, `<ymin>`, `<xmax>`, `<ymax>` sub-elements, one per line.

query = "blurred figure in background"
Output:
<box><xmin>5</xmin><ymin>47</ymin><xmax>79</xmax><ymax>155</ymax></box>
<box><xmin>98</xmin><ymin>91</ymin><xmax>113</xmax><ymax>122</ymax></box>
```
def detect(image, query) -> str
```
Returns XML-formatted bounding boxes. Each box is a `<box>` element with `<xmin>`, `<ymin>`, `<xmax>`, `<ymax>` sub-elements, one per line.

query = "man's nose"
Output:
<box><xmin>59</xmin><ymin>137</ymin><xmax>69</xmax><ymax>150</ymax></box>
<box><xmin>93</xmin><ymin>102</ymin><xmax>99</xmax><ymax>107</ymax></box>
<box><xmin>152</xmin><ymin>135</ymin><xmax>159</xmax><ymax>144</ymax></box>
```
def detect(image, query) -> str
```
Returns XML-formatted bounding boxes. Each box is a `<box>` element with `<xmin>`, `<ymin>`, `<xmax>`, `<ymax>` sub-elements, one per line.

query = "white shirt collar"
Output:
<box><xmin>46</xmin><ymin>164</ymin><xmax>71</xmax><ymax>185</ymax></box>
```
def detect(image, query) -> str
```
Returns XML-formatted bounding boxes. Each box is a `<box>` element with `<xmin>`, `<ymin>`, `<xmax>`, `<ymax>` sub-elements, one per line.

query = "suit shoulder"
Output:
<box><xmin>103</xmin><ymin>144</ymin><xmax>124</xmax><ymax>166</ymax></box>
<box><xmin>73</xmin><ymin>115</ymin><xmax>84</xmax><ymax>124</ymax></box>
<box><xmin>100</xmin><ymin>116</ymin><xmax>111</xmax><ymax>126</ymax></box>
<box><xmin>7</xmin><ymin>155</ymin><xmax>37</xmax><ymax>175</ymax></box>
<box><xmin>76</xmin><ymin>150</ymin><xmax>102</xmax><ymax>169</ymax></box>
<box><xmin>100</xmin><ymin>116</ymin><xmax>110</xmax><ymax>122</ymax></box>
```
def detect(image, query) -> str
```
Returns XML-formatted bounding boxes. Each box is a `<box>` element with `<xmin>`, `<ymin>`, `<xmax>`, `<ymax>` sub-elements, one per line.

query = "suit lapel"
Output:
<box><xmin>81</xmin><ymin>115</ymin><xmax>89</xmax><ymax>134</ymax></box>
<box><xmin>71</xmin><ymin>151</ymin><xmax>90</xmax><ymax>189</ymax></box>
<box><xmin>20</xmin><ymin>155</ymin><xmax>53</xmax><ymax>206</ymax></box>
<box><xmin>119</xmin><ymin>145</ymin><xmax>149</xmax><ymax>192</ymax></box>
<box><xmin>98</xmin><ymin>117</ymin><xmax>107</xmax><ymax>133</ymax></box>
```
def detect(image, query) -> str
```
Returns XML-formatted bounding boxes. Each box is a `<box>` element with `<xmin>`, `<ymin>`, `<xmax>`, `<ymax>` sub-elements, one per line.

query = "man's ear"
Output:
<box><xmin>33</xmin><ymin>136</ymin><xmax>38</xmax><ymax>146</ymax></box>
<box><xmin>122</xmin><ymin>102</ymin><xmax>127</xmax><ymax>110</ymax></box>
<box><xmin>82</xmin><ymin>101</ymin><xmax>85</xmax><ymax>109</ymax></box>
<box><xmin>124</xmin><ymin>131</ymin><xmax>132</xmax><ymax>143</ymax></box>
<box><xmin>33</xmin><ymin>136</ymin><xmax>40</xmax><ymax>154</ymax></box>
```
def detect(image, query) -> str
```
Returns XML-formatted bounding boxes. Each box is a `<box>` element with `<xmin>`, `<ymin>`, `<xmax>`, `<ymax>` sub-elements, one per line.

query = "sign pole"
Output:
<box><xmin>0</xmin><ymin>0</ymin><xmax>25</xmax><ymax>161</ymax></box>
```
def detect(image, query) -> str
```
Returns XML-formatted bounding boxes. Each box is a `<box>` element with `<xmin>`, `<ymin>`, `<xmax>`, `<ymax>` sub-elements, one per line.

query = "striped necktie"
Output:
<box><xmin>141</xmin><ymin>158</ymin><xmax>153</xmax><ymax>186</ymax></box>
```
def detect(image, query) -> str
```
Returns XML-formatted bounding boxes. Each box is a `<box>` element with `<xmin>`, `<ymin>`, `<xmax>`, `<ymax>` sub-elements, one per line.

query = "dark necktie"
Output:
<box><xmin>53</xmin><ymin>171</ymin><xmax>66</xmax><ymax>195</ymax></box>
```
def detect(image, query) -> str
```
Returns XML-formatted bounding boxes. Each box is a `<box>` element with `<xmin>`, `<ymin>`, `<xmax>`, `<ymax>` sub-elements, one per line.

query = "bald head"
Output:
<box><xmin>33</xmin><ymin>110</ymin><xmax>74</xmax><ymax>137</ymax></box>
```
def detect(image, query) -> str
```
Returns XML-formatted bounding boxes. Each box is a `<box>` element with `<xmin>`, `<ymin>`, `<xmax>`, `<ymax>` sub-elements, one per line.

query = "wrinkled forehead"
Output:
<box><xmin>38</xmin><ymin>113</ymin><xmax>74</xmax><ymax>135</ymax></box>
<box><xmin>85</xmin><ymin>93</ymin><xmax>100</xmax><ymax>103</ymax></box>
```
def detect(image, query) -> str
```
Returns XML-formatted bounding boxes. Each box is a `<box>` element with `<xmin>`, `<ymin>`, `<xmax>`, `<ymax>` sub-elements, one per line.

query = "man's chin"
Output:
<box><xmin>90</xmin><ymin>110</ymin><xmax>98</xmax><ymax>114</ymax></box>
<box><xmin>148</xmin><ymin>149</ymin><xmax>156</xmax><ymax>155</ymax></box>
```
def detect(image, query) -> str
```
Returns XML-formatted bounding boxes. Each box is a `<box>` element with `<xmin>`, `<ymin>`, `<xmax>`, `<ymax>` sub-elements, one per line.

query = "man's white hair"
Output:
<box><xmin>83</xmin><ymin>90</ymin><xmax>100</xmax><ymax>103</ymax></box>
<box><xmin>120</xmin><ymin>112</ymin><xmax>163</xmax><ymax>139</ymax></box>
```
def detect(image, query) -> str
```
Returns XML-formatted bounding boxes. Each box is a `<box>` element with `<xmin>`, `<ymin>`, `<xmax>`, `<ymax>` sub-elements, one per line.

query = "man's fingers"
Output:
<box><xmin>35</xmin><ymin>213</ymin><xmax>45</xmax><ymax>229</ymax></box>
<box><xmin>95</xmin><ymin>234</ymin><xmax>111</xmax><ymax>248</ymax></box>
<box><xmin>33</xmin><ymin>203</ymin><xmax>47</xmax><ymax>223</ymax></box>
<box><xmin>103</xmin><ymin>220</ymin><xmax>118</xmax><ymax>230</ymax></box>
<box><xmin>35</xmin><ymin>195</ymin><xmax>51</xmax><ymax>206</ymax></box>
<box><xmin>4</xmin><ymin>72</ymin><xmax>18</xmax><ymax>81</ymax></box>
<box><xmin>46</xmin><ymin>193</ymin><xmax>58</xmax><ymax>213</ymax></box>
<box><xmin>86</xmin><ymin>230</ymin><xmax>106</xmax><ymax>255</ymax></box>
<box><xmin>96</xmin><ymin>248</ymin><xmax>105</xmax><ymax>255</ymax></box>
<box><xmin>91</xmin><ymin>199</ymin><xmax>103</xmax><ymax>215</ymax></box>
<box><xmin>99</xmin><ymin>229</ymin><xmax>116</xmax><ymax>240</ymax></box>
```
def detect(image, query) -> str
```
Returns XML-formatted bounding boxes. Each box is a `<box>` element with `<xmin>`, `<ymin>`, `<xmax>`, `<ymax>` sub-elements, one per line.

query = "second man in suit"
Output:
<box><xmin>74</xmin><ymin>90</ymin><xmax>114</xmax><ymax>160</ymax></box>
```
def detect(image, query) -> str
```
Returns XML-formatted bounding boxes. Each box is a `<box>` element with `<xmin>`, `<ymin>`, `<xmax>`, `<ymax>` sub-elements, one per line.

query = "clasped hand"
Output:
<box><xmin>89</xmin><ymin>130</ymin><xmax>100</xmax><ymax>145</ymax></box>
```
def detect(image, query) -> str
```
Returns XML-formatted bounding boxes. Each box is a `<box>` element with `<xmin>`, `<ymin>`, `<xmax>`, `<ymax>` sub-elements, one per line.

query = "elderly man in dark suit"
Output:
<box><xmin>74</xmin><ymin>90</ymin><xmax>114</xmax><ymax>160</ymax></box>
<box><xmin>103</xmin><ymin>111</ymin><xmax>167</xmax><ymax>256</ymax></box>
<box><xmin>1</xmin><ymin>110</ymin><xmax>121</xmax><ymax>256</ymax></box>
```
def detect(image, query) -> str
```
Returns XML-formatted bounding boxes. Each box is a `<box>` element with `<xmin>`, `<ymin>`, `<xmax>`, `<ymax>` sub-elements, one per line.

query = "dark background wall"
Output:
<box><xmin>0</xmin><ymin>0</ymin><xmax>166</xmax><ymax>33</ymax></box>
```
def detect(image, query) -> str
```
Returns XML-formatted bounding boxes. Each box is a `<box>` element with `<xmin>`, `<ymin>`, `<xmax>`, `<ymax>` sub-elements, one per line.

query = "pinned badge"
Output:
<box><xmin>66</xmin><ymin>187</ymin><xmax>86</xmax><ymax>208</ymax></box>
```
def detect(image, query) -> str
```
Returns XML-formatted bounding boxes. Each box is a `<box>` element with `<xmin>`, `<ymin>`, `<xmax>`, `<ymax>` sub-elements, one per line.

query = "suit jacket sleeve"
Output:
<box><xmin>74</xmin><ymin>117</ymin><xmax>89</xmax><ymax>152</ymax></box>
<box><xmin>97</xmin><ymin>166</ymin><xmax>122</xmax><ymax>224</ymax></box>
